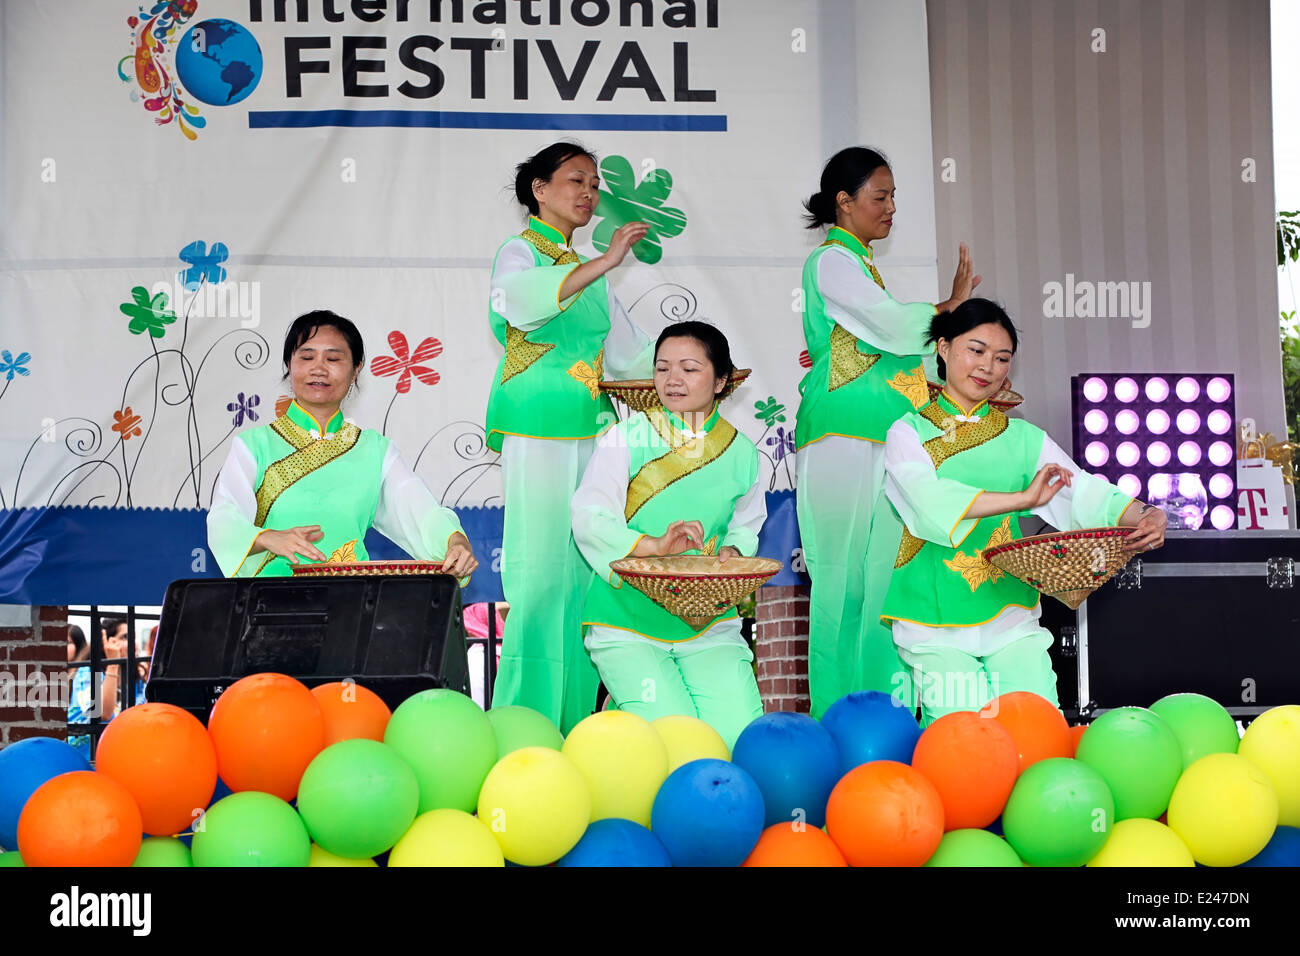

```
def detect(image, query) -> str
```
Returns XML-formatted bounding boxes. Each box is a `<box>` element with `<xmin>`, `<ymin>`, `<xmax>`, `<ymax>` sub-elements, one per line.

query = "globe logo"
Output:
<box><xmin>175</xmin><ymin>19</ymin><xmax>262</xmax><ymax>107</ymax></box>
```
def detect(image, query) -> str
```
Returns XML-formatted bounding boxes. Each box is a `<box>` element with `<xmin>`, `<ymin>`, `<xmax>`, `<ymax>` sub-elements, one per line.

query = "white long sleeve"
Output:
<box><xmin>373</xmin><ymin>445</ymin><xmax>466</xmax><ymax>562</ymax></box>
<box><xmin>489</xmin><ymin>236</ymin><xmax>581</xmax><ymax>331</ymax></box>
<box><xmin>206</xmin><ymin>437</ymin><xmax>263</xmax><ymax>576</ymax></box>
<box><xmin>571</xmin><ymin>428</ymin><xmax>643</xmax><ymax>586</ymax></box>
<box><xmin>602</xmin><ymin>289</ymin><xmax>655</xmax><ymax>380</ymax></box>
<box><xmin>883</xmin><ymin>419</ymin><xmax>985</xmax><ymax>549</ymax></box>
<box><xmin>1030</xmin><ymin>433</ymin><xmax>1135</xmax><ymax>531</ymax></box>
<box><xmin>720</xmin><ymin>472</ymin><xmax>767</xmax><ymax>557</ymax></box>
<box><xmin>819</xmin><ymin>248</ymin><xmax>936</xmax><ymax>355</ymax></box>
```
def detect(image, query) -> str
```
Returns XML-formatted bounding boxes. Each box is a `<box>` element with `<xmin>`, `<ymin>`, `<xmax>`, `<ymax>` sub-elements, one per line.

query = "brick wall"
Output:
<box><xmin>754</xmin><ymin>585</ymin><xmax>810</xmax><ymax>713</ymax></box>
<box><xmin>0</xmin><ymin>606</ymin><xmax>69</xmax><ymax>748</ymax></box>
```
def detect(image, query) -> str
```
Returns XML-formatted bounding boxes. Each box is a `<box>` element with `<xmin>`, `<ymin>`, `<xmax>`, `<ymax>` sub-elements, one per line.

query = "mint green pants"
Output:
<box><xmin>893</xmin><ymin>618</ymin><xmax>1060</xmax><ymax>726</ymax></box>
<box><xmin>585</xmin><ymin>621</ymin><xmax>764</xmax><ymax>749</ymax></box>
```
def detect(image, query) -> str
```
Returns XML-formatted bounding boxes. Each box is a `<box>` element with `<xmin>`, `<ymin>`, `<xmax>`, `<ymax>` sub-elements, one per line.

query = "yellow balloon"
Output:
<box><xmin>1086</xmin><ymin>819</ymin><xmax>1195</xmax><ymax>867</ymax></box>
<box><xmin>561</xmin><ymin>711</ymin><xmax>669</xmax><ymax>827</ymax></box>
<box><xmin>476</xmin><ymin>747</ymin><xmax>591</xmax><ymax>866</ymax></box>
<box><xmin>1238</xmin><ymin>705</ymin><xmax>1300</xmax><ymax>828</ymax></box>
<box><xmin>1167</xmin><ymin>753</ymin><xmax>1278</xmax><ymax>867</ymax></box>
<box><xmin>308</xmin><ymin>843</ymin><xmax>378</xmax><ymax>867</ymax></box>
<box><xmin>388</xmin><ymin>809</ymin><xmax>504</xmax><ymax>867</ymax></box>
<box><xmin>651</xmin><ymin>715</ymin><xmax>731</xmax><ymax>772</ymax></box>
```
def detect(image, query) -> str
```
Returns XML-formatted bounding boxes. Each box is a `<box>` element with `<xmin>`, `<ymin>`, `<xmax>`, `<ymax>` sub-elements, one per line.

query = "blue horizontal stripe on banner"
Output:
<box><xmin>0</xmin><ymin>492</ymin><xmax>806</xmax><ymax>607</ymax></box>
<box><xmin>248</xmin><ymin>110</ymin><xmax>727</xmax><ymax>132</ymax></box>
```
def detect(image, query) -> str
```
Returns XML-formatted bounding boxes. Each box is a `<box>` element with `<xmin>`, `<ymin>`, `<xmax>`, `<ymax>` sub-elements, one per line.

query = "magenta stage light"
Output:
<box><xmin>1145</xmin><ymin>377</ymin><xmax>1170</xmax><ymax>402</ymax></box>
<box><xmin>1175</xmin><ymin>377</ymin><xmax>1201</xmax><ymax>402</ymax></box>
<box><xmin>1147</xmin><ymin>442</ymin><xmax>1172</xmax><ymax>466</ymax></box>
<box><xmin>1177</xmin><ymin>441</ymin><xmax>1202</xmax><ymax>466</ymax></box>
<box><xmin>1146</xmin><ymin>409</ymin><xmax>1170</xmax><ymax>434</ymax></box>
<box><xmin>1176</xmin><ymin>409</ymin><xmax>1201</xmax><ymax>434</ymax></box>
<box><xmin>1115</xmin><ymin>409</ymin><xmax>1140</xmax><ymax>434</ymax></box>
<box><xmin>1207</xmin><ymin>409</ymin><xmax>1233</xmax><ymax>434</ymax></box>
<box><xmin>1209</xmin><ymin>472</ymin><xmax>1234</xmax><ymax>498</ymax></box>
<box><xmin>1114</xmin><ymin>377</ymin><xmax>1140</xmax><ymax>402</ymax></box>
<box><xmin>1084</xmin><ymin>410</ymin><xmax>1109</xmax><ymax>435</ymax></box>
<box><xmin>1207</xmin><ymin>377</ymin><xmax>1232</xmax><ymax>403</ymax></box>
<box><xmin>1211</xmin><ymin>505</ymin><xmax>1236</xmax><ymax>530</ymax></box>
<box><xmin>1085</xmin><ymin>442</ymin><xmax>1110</xmax><ymax>466</ymax></box>
<box><xmin>1083</xmin><ymin>377</ymin><xmax>1108</xmax><ymax>402</ymax></box>
<box><xmin>1116</xmin><ymin>442</ymin><xmax>1141</xmax><ymax>467</ymax></box>
<box><xmin>1208</xmin><ymin>441</ymin><xmax>1234</xmax><ymax>466</ymax></box>
<box><xmin>1117</xmin><ymin>474</ymin><xmax>1142</xmax><ymax>497</ymax></box>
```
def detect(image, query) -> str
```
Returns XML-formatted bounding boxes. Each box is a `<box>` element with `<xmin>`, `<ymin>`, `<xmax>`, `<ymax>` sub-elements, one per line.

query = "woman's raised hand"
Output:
<box><xmin>442</xmin><ymin>532</ymin><xmax>479</xmax><ymax>577</ymax></box>
<box><xmin>1020</xmin><ymin>464</ymin><xmax>1073</xmax><ymax>509</ymax></box>
<box><xmin>257</xmin><ymin>526</ymin><xmax>327</xmax><ymax>564</ymax></box>
<box><xmin>940</xmin><ymin>242</ymin><xmax>982</xmax><ymax>312</ymax></box>
<box><xmin>655</xmin><ymin>519</ymin><xmax>705</xmax><ymax>556</ymax></box>
<box><xmin>602</xmin><ymin>221</ymin><xmax>650</xmax><ymax>267</ymax></box>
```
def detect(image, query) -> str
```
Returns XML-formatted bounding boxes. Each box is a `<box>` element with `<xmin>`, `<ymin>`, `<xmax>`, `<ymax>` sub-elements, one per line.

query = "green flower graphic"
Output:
<box><xmin>120</xmin><ymin>286</ymin><xmax>177</xmax><ymax>339</ymax></box>
<box><xmin>754</xmin><ymin>396</ymin><xmax>787</xmax><ymax>428</ymax></box>
<box><xmin>592</xmin><ymin>155</ymin><xmax>686</xmax><ymax>265</ymax></box>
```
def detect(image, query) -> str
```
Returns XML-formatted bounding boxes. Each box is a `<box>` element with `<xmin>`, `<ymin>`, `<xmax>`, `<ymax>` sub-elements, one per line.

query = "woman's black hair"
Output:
<box><xmin>803</xmin><ymin>146</ymin><xmax>891</xmax><ymax>229</ymax></box>
<box><xmin>67</xmin><ymin>624</ymin><xmax>86</xmax><ymax>657</ymax></box>
<box><xmin>281</xmin><ymin>310</ymin><xmax>365</xmax><ymax>379</ymax></box>
<box><xmin>654</xmin><ymin>320</ymin><xmax>736</xmax><ymax>386</ymax></box>
<box><xmin>927</xmin><ymin>298</ymin><xmax>1020</xmax><ymax>380</ymax></box>
<box><xmin>514</xmin><ymin>141</ymin><xmax>599</xmax><ymax>215</ymax></box>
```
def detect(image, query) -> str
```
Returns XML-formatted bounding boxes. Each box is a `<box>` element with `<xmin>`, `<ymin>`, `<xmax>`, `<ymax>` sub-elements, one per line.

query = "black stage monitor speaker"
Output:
<box><xmin>147</xmin><ymin>575</ymin><xmax>470</xmax><ymax>723</ymax></box>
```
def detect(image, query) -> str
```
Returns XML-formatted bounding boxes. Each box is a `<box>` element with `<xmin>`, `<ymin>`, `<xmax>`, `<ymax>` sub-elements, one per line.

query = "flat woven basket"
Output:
<box><xmin>983</xmin><ymin>527</ymin><xmax>1135</xmax><ymax>610</ymax></box>
<box><xmin>609</xmin><ymin>554</ymin><xmax>783</xmax><ymax>630</ymax></box>
<box><xmin>599</xmin><ymin>368</ymin><xmax>752</xmax><ymax>413</ymax></box>
<box><xmin>291</xmin><ymin>559</ymin><xmax>446</xmax><ymax>577</ymax></box>
<box><xmin>926</xmin><ymin>381</ymin><xmax>1024</xmax><ymax>411</ymax></box>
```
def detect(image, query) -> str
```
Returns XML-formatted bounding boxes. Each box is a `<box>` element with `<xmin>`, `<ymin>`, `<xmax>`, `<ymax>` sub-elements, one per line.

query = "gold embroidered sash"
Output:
<box><xmin>828</xmin><ymin>324</ymin><xmax>881</xmax><ymax>391</ymax></box>
<box><xmin>919</xmin><ymin>402</ymin><xmax>1008</xmax><ymax>469</ymax></box>
<box><xmin>625</xmin><ymin>410</ymin><xmax>738</xmax><ymax>522</ymax></box>
<box><xmin>521</xmin><ymin>229</ymin><xmax>580</xmax><ymax>266</ymax></box>
<box><xmin>255</xmin><ymin>414</ymin><xmax>362</xmax><ymax>526</ymax></box>
<box><xmin>894</xmin><ymin>526</ymin><xmax>925</xmax><ymax>568</ymax></box>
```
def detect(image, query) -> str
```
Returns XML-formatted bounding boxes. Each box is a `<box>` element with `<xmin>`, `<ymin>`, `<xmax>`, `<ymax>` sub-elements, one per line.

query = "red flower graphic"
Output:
<box><xmin>112</xmin><ymin>407</ymin><xmax>143</xmax><ymax>440</ymax></box>
<box><xmin>370</xmin><ymin>331</ymin><xmax>442</xmax><ymax>394</ymax></box>
<box><xmin>799</xmin><ymin>349</ymin><xmax>812</xmax><ymax>369</ymax></box>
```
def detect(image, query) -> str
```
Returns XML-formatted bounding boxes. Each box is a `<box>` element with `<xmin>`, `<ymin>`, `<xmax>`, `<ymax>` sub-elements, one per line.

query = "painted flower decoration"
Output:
<box><xmin>766</xmin><ymin>426</ymin><xmax>796</xmax><ymax>462</ymax></box>
<box><xmin>120</xmin><ymin>286</ymin><xmax>177</xmax><ymax>338</ymax></box>
<box><xmin>275</xmin><ymin>394</ymin><xmax>293</xmax><ymax>417</ymax></box>
<box><xmin>178</xmin><ymin>240</ymin><xmax>229</xmax><ymax>290</ymax></box>
<box><xmin>591</xmin><ymin>155</ymin><xmax>687</xmax><ymax>265</ymax></box>
<box><xmin>112</xmin><ymin>407</ymin><xmax>143</xmax><ymax>440</ymax></box>
<box><xmin>754</xmin><ymin>396</ymin><xmax>787</xmax><ymax>428</ymax></box>
<box><xmin>798</xmin><ymin>349</ymin><xmax>812</xmax><ymax>369</ymax></box>
<box><xmin>0</xmin><ymin>350</ymin><xmax>31</xmax><ymax>381</ymax></box>
<box><xmin>226</xmin><ymin>392</ymin><xmax>260</xmax><ymax>427</ymax></box>
<box><xmin>370</xmin><ymin>331</ymin><xmax>442</xmax><ymax>394</ymax></box>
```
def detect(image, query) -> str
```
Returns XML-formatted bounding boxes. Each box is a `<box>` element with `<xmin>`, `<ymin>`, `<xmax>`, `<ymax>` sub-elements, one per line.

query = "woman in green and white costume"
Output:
<box><xmin>571</xmin><ymin>322</ymin><xmax>765</xmax><ymax>747</ymax></box>
<box><xmin>796</xmin><ymin>147</ymin><xmax>980</xmax><ymax>716</ymax></box>
<box><xmin>881</xmin><ymin>300</ymin><xmax>1167</xmax><ymax>724</ymax></box>
<box><xmin>208</xmin><ymin>311</ymin><xmax>477</xmax><ymax>579</ymax></box>
<box><xmin>486</xmin><ymin>142</ymin><xmax>656</xmax><ymax>733</ymax></box>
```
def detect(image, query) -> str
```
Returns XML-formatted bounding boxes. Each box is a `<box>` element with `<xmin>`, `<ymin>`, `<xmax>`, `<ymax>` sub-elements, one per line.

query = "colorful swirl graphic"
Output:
<box><xmin>117</xmin><ymin>1</ymin><xmax>206</xmax><ymax>140</ymax></box>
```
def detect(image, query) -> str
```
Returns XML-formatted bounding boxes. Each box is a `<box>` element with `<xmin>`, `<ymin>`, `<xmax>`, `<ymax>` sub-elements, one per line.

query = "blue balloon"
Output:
<box><xmin>0</xmin><ymin>737</ymin><xmax>91</xmax><ymax>850</ymax></box>
<box><xmin>732</xmin><ymin>713</ymin><xmax>840</xmax><ymax>828</ymax></box>
<box><xmin>821</xmin><ymin>690</ymin><xmax>921</xmax><ymax>774</ymax></box>
<box><xmin>557</xmin><ymin>819</ymin><xmax>672</xmax><ymax>867</ymax></box>
<box><xmin>650</xmin><ymin>759</ymin><xmax>765</xmax><ymax>867</ymax></box>
<box><xmin>1238</xmin><ymin>826</ymin><xmax>1300</xmax><ymax>867</ymax></box>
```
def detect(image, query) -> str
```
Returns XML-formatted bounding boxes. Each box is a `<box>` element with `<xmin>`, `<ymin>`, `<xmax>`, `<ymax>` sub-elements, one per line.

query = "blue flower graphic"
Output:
<box><xmin>0</xmin><ymin>350</ymin><xmax>31</xmax><ymax>381</ymax></box>
<box><xmin>226</xmin><ymin>392</ymin><xmax>260</xmax><ymax>427</ymax></box>
<box><xmin>179</xmin><ymin>240</ymin><xmax>229</xmax><ymax>290</ymax></box>
<box><xmin>766</xmin><ymin>426</ymin><xmax>795</xmax><ymax>462</ymax></box>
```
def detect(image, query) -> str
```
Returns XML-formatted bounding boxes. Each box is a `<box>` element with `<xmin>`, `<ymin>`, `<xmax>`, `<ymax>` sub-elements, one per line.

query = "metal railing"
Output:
<box><xmin>65</xmin><ymin>606</ymin><xmax>158</xmax><ymax>761</ymax></box>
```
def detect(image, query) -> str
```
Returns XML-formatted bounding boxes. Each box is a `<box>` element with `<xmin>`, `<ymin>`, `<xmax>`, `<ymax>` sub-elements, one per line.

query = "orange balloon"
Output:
<box><xmin>207</xmin><ymin>673</ymin><xmax>325</xmax><ymax>801</ymax></box>
<box><xmin>981</xmin><ymin>691</ymin><xmax>1072</xmax><ymax>773</ymax></box>
<box><xmin>825</xmin><ymin>761</ymin><xmax>944</xmax><ymax>866</ymax></box>
<box><xmin>743</xmin><ymin>823</ymin><xmax>848</xmax><ymax>867</ymax></box>
<box><xmin>96</xmin><ymin>703</ymin><xmax>218</xmax><ymax>836</ymax></box>
<box><xmin>911</xmin><ymin>712</ymin><xmax>1019</xmax><ymax>830</ymax></box>
<box><xmin>17</xmin><ymin>771</ymin><xmax>142</xmax><ymax>867</ymax></box>
<box><xmin>310</xmin><ymin>682</ymin><xmax>392</xmax><ymax>745</ymax></box>
<box><xmin>1070</xmin><ymin>724</ymin><xmax>1088</xmax><ymax>757</ymax></box>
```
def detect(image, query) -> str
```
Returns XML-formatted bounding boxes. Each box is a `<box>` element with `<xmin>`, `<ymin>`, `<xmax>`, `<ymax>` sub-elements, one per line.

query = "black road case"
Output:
<box><xmin>1044</xmin><ymin>530</ymin><xmax>1300</xmax><ymax>719</ymax></box>
<box><xmin>146</xmin><ymin>574</ymin><xmax>470</xmax><ymax>723</ymax></box>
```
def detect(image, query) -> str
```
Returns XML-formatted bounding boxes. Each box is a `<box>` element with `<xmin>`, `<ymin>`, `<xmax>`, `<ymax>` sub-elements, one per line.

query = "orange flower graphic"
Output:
<box><xmin>112</xmin><ymin>407</ymin><xmax>143</xmax><ymax>440</ymax></box>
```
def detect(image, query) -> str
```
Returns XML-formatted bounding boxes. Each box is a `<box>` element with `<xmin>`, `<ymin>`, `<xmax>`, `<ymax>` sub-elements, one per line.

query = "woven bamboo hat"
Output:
<box><xmin>600</xmin><ymin>369</ymin><xmax>752</xmax><ymax>414</ymax></box>
<box><xmin>926</xmin><ymin>381</ymin><xmax>1024</xmax><ymax>411</ymax></box>
<box><xmin>609</xmin><ymin>554</ymin><xmax>782</xmax><ymax>630</ymax></box>
<box><xmin>983</xmin><ymin>527</ymin><xmax>1136</xmax><ymax>610</ymax></box>
<box><xmin>291</xmin><ymin>559</ymin><xmax>446</xmax><ymax>577</ymax></box>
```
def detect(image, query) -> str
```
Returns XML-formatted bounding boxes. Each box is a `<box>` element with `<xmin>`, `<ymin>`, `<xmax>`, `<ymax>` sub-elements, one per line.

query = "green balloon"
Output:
<box><xmin>1003</xmin><ymin>758</ymin><xmax>1115</xmax><ymax>867</ymax></box>
<box><xmin>133</xmin><ymin>836</ymin><xmax>193</xmax><ymax>867</ymax></box>
<box><xmin>487</xmin><ymin>705</ymin><xmax>564</xmax><ymax>759</ymax></box>
<box><xmin>297</xmin><ymin>739</ymin><xmax>419</xmax><ymax>859</ymax></box>
<box><xmin>1150</xmin><ymin>693</ymin><xmax>1240</xmax><ymax>770</ymax></box>
<box><xmin>1075</xmin><ymin>707</ymin><xmax>1182</xmax><ymax>819</ymax></box>
<box><xmin>0</xmin><ymin>851</ymin><xmax>24</xmax><ymax>868</ymax></box>
<box><xmin>384</xmin><ymin>689</ymin><xmax>498</xmax><ymax>813</ymax></box>
<box><xmin>191</xmin><ymin>792</ymin><xmax>311</xmax><ymax>867</ymax></box>
<box><xmin>925</xmin><ymin>829</ymin><xmax>1023</xmax><ymax>867</ymax></box>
